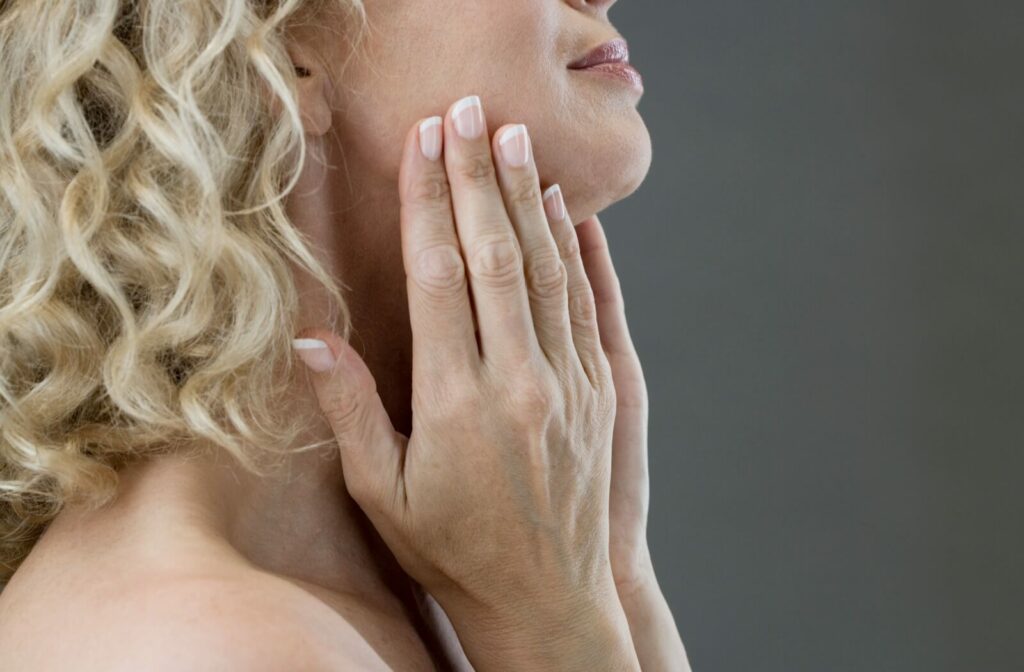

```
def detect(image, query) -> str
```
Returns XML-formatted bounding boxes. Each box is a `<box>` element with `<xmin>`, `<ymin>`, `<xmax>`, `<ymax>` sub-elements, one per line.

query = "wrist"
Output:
<box><xmin>443</xmin><ymin>579</ymin><xmax>641</xmax><ymax>672</ymax></box>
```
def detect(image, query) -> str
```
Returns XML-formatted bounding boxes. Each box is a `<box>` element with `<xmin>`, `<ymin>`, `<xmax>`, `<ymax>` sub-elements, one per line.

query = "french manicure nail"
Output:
<box><xmin>498</xmin><ymin>124</ymin><xmax>531</xmax><ymax>167</ymax></box>
<box><xmin>419</xmin><ymin>116</ymin><xmax>442</xmax><ymax>161</ymax></box>
<box><xmin>452</xmin><ymin>95</ymin><xmax>484</xmax><ymax>139</ymax></box>
<box><xmin>292</xmin><ymin>338</ymin><xmax>336</xmax><ymax>373</ymax></box>
<box><xmin>543</xmin><ymin>184</ymin><xmax>566</xmax><ymax>222</ymax></box>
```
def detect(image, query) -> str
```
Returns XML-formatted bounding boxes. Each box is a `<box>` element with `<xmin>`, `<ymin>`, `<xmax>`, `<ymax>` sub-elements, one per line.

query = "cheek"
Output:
<box><xmin>332</xmin><ymin>0</ymin><xmax>651</xmax><ymax>218</ymax></box>
<box><xmin>414</xmin><ymin>2</ymin><xmax>559</xmax><ymax>124</ymax></box>
<box><xmin>340</xmin><ymin>1</ymin><xmax>559</xmax><ymax>154</ymax></box>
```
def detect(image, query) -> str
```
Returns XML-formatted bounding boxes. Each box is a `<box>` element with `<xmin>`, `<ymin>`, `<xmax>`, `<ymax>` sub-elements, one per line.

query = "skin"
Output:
<box><xmin>288</xmin><ymin>0</ymin><xmax>651</xmax><ymax>436</ymax></box>
<box><xmin>300</xmin><ymin>94</ymin><xmax>642</xmax><ymax>670</ymax></box>
<box><xmin>0</xmin><ymin>0</ymin><xmax>688</xmax><ymax>669</ymax></box>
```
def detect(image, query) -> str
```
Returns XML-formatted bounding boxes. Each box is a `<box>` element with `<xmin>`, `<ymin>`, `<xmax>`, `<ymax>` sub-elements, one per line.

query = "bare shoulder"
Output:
<box><xmin>0</xmin><ymin>558</ymin><xmax>388</xmax><ymax>671</ymax></box>
<box><xmin>106</xmin><ymin>571</ymin><xmax>389</xmax><ymax>672</ymax></box>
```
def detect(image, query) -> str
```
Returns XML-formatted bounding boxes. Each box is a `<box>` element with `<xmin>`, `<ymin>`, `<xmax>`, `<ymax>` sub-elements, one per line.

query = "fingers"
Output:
<box><xmin>491</xmin><ymin>123</ymin><xmax>577</xmax><ymax>372</ymax></box>
<box><xmin>399</xmin><ymin>115</ymin><xmax>480</xmax><ymax>379</ymax></box>
<box><xmin>543</xmin><ymin>187</ymin><xmax>608</xmax><ymax>385</ymax></box>
<box><xmin>398</xmin><ymin>96</ymin><xmax>597</xmax><ymax>381</ymax></box>
<box><xmin>443</xmin><ymin>96</ymin><xmax>540</xmax><ymax>367</ymax></box>
<box><xmin>292</xmin><ymin>334</ymin><xmax>406</xmax><ymax>514</ymax></box>
<box><xmin>575</xmin><ymin>216</ymin><xmax>638</xmax><ymax>358</ymax></box>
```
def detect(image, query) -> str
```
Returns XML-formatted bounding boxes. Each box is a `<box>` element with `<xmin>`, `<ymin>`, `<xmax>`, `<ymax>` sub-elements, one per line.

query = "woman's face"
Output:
<box><xmin>324</xmin><ymin>0</ymin><xmax>651</xmax><ymax>221</ymax></box>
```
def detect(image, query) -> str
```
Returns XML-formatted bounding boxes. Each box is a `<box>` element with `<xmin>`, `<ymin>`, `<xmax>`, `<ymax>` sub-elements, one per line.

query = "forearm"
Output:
<box><xmin>616</xmin><ymin>568</ymin><xmax>691</xmax><ymax>672</ymax></box>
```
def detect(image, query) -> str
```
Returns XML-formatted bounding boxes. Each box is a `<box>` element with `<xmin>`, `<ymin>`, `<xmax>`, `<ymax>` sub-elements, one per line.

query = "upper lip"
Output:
<box><xmin>568</xmin><ymin>38</ymin><xmax>630</xmax><ymax>69</ymax></box>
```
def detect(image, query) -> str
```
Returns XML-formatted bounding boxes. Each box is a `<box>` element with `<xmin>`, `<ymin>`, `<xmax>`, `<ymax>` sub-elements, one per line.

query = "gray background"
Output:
<box><xmin>605</xmin><ymin>1</ymin><xmax>1024</xmax><ymax>670</ymax></box>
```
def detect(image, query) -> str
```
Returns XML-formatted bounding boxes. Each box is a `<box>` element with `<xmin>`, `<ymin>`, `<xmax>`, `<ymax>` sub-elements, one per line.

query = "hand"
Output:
<box><xmin>575</xmin><ymin>216</ymin><xmax>656</xmax><ymax>597</ymax></box>
<box><xmin>577</xmin><ymin>219</ymin><xmax>693</xmax><ymax>670</ymax></box>
<box><xmin>295</xmin><ymin>96</ymin><xmax>638</xmax><ymax>671</ymax></box>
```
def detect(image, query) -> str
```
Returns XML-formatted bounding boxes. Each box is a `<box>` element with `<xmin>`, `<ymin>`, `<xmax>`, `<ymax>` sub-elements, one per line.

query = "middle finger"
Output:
<box><xmin>490</xmin><ymin>124</ymin><xmax>576</xmax><ymax>374</ymax></box>
<box><xmin>444</xmin><ymin>95</ymin><xmax>539</xmax><ymax>368</ymax></box>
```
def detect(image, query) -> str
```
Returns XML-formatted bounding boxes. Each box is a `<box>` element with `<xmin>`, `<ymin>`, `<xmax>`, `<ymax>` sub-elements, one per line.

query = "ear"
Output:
<box><xmin>287</xmin><ymin>42</ymin><xmax>334</xmax><ymax>137</ymax></box>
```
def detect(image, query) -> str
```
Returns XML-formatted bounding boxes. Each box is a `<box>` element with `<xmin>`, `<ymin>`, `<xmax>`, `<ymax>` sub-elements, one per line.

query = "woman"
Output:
<box><xmin>0</xmin><ymin>0</ymin><xmax>689</xmax><ymax>668</ymax></box>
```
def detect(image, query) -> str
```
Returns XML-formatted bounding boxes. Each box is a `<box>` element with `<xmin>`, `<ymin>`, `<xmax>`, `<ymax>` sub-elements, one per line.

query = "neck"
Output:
<box><xmin>112</xmin><ymin>135</ymin><xmax>414</xmax><ymax>600</ymax></box>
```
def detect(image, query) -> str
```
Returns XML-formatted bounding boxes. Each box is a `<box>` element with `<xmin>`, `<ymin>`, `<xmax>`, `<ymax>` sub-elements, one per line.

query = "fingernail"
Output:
<box><xmin>543</xmin><ymin>184</ymin><xmax>566</xmax><ymax>222</ymax></box>
<box><xmin>452</xmin><ymin>95</ymin><xmax>484</xmax><ymax>139</ymax></box>
<box><xmin>419</xmin><ymin>116</ymin><xmax>443</xmax><ymax>161</ymax></box>
<box><xmin>498</xmin><ymin>124</ymin><xmax>531</xmax><ymax>167</ymax></box>
<box><xmin>292</xmin><ymin>338</ymin><xmax>336</xmax><ymax>373</ymax></box>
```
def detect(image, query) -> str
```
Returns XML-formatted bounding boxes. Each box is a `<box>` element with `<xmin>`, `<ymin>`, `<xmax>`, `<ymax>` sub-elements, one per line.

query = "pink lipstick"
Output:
<box><xmin>568</xmin><ymin>38</ymin><xmax>643</xmax><ymax>93</ymax></box>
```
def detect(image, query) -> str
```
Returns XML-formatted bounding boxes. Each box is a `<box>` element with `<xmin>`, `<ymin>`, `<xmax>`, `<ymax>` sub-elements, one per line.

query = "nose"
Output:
<box><xmin>566</xmin><ymin>0</ymin><xmax>617</xmax><ymax>17</ymax></box>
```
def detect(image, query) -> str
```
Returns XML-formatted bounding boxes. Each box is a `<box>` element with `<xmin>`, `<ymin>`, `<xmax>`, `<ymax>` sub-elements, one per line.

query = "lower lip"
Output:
<box><xmin>571</xmin><ymin>62</ymin><xmax>644</xmax><ymax>93</ymax></box>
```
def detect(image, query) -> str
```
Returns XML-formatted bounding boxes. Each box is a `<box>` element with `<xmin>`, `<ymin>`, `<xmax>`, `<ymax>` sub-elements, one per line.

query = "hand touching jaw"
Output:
<box><xmin>294</xmin><ymin>95</ymin><xmax>641</xmax><ymax>671</ymax></box>
<box><xmin>287</xmin><ymin>0</ymin><xmax>652</xmax><ymax>227</ymax></box>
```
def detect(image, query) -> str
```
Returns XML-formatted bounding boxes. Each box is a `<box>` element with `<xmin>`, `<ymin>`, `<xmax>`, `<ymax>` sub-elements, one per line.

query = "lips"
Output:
<box><xmin>568</xmin><ymin>38</ymin><xmax>643</xmax><ymax>93</ymax></box>
<box><xmin>568</xmin><ymin>38</ymin><xmax>631</xmax><ymax>70</ymax></box>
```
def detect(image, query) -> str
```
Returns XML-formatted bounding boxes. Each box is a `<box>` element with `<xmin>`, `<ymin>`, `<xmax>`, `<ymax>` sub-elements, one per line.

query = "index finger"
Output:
<box><xmin>399</xmin><ymin>115</ymin><xmax>480</xmax><ymax>375</ymax></box>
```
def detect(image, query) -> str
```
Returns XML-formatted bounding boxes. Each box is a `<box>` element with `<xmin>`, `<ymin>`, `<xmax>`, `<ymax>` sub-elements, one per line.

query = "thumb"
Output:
<box><xmin>293</xmin><ymin>333</ymin><xmax>406</xmax><ymax>513</ymax></box>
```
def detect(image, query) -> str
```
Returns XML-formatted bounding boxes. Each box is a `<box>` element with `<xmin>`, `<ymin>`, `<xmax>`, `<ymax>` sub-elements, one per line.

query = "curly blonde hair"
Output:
<box><xmin>0</xmin><ymin>0</ymin><xmax>362</xmax><ymax>586</ymax></box>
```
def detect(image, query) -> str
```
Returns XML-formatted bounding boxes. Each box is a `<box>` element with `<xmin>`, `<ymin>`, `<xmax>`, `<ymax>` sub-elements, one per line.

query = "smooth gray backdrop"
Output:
<box><xmin>605</xmin><ymin>2</ymin><xmax>1024</xmax><ymax>670</ymax></box>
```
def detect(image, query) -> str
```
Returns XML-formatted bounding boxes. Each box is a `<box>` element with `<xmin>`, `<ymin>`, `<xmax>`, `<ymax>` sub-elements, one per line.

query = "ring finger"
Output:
<box><xmin>491</xmin><ymin>123</ymin><xmax>576</xmax><ymax>372</ymax></box>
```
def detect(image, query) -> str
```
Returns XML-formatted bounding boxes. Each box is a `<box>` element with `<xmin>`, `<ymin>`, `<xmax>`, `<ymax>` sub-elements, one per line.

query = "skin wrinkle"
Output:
<box><xmin>0</xmin><ymin>0</ymin><xmax>659</xmax><ymax>668</ymax></box>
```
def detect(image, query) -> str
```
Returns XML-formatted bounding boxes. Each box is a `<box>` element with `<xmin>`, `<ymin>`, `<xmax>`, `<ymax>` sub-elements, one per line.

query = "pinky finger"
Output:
<box><xmin>543</xmin><ymin>184</ymin><xmax>606</xmax><ymax>385</ymax></box>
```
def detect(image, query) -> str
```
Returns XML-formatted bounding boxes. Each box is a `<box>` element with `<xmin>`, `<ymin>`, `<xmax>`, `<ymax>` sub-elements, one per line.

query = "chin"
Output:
<box><xmin>561</xmin><ymin>116</ymin><xmax>652</xmax><ymax>223</ymax></box>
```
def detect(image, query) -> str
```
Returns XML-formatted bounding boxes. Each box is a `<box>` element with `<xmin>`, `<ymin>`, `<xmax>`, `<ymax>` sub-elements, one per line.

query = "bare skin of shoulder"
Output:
<box><xmin>0</xmin><ymin>467</ymin><xmax>471</xmax><ymax>672</ymax></box>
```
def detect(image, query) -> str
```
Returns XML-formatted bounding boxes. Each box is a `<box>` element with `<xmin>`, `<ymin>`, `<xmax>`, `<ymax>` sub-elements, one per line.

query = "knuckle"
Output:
<box><xmin>615</xmin><ymin>384</ymin><xmax>649</xmax><ymax>411</ymax></box>
<box><xmin>458</xmin><ymin>154</ymin><xmax>497</xmax><ymax>187</ymax></box>
<box><xmin>569</xmin><ymin>289</ymin><xmax>598</xmax><ymax>327</ymax></box>
<box><xmin>596</xmin><ymin>278</ymin><xmax>626</xmax><ymax>311</ymax></box>
<box><xmin>511</xmin><ymin>375</ymin><xmax>557</xmax><ymax>420</ymax></box>
<box><xmin>413</xmin><ymin>244</ymin><xmax>467</xmax><ymax>294</ymax></box>
<box><xmin>555</xmin><ymin>227</ymin><xmax>581</xmax><ymax>261</ymax></box>
<box><xmin>509</xmin><ymin>176</ymin><xmax>543</xmax><ymax>210</ymax></box>
<box><xmin>582</xmin><ymin>370</ymin><xmax>617</xmax><ymax>427</ymax></box>
<box><xmin>467</xmin><ymin>234</ymin><xmax>522</xmax><ymax>284</ymax></box>
<box><xmin>525</xmin><ymin>254</ymin><xmax>567</xmax><ymax>299</ymax></box>
<box><xmin>324</xmin><ymin>386</ymin><xmax>372</xmax><ymax>437</ymax></box>
<box><xmin>407</xmin><ymin>171</ymin><xmax>452</xmax><ymax>208</ymax></box>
